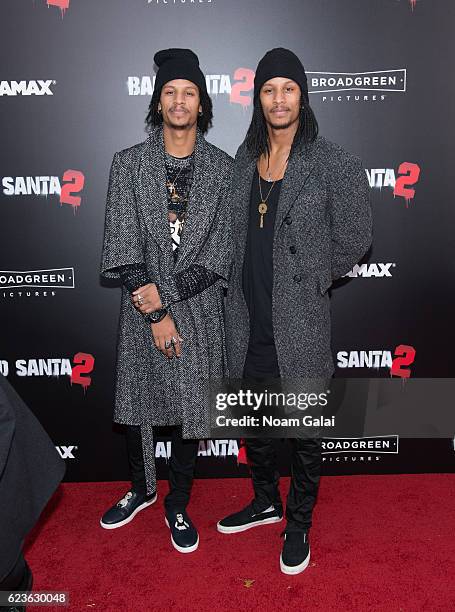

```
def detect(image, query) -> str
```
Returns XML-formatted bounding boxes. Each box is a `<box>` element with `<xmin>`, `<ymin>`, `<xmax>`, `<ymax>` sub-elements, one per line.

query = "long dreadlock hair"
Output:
<box><xmin>145</xmin><ymin>86</ymin><xmax>213</xmax><ymax>134</ymax></box>
<box><xmin>245</xmin><ymin>93</ymin><xmax>318</xmax><ymax>159</ymax></box>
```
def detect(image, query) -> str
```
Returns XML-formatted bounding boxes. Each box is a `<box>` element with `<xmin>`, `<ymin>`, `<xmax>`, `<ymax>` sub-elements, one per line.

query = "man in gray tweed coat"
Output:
<box><xmin>100</xmin><ymin>49</ymin><xmax>232</xmax><ymax>553</ymax></box>
<box><xmin>217</xmin><ymin>49</ymin><xmax>372</xmax><ymax>575</ymax></box>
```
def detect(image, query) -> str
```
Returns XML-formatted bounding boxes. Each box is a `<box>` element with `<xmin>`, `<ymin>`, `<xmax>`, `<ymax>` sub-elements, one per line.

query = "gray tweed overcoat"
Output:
<box><xmin>225</xmin><ymin>135</ymin><xmax>373</xmax><ymax>380</ymax></box>
<box><xmin>100</xmin><ymin>125</ymin><xmax>233</xmax><ymax>493</ymax></box>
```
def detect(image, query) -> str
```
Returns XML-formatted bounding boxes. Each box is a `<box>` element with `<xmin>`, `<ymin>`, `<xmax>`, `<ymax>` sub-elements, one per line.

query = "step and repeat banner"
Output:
<box><xmin>1</xmin><ymin>0</ymin><xmax>454</xmax><ymax>482</ymax></box>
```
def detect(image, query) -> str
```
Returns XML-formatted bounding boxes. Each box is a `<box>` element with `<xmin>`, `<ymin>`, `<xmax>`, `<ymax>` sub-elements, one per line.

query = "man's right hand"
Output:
<box><xmin>150</xmin><ymin>314</ymin><xmax>182</xmax><ymax>358</ymax></box>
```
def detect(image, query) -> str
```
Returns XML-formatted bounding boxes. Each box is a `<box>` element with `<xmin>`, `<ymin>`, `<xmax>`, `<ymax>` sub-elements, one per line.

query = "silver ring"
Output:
<box><xmin>171</xmin><ymin>336</ymin><xmax>178</xmax><ymax>344</ymax></box>
<box><xmin>164</xmin><ymin>340</ymin><xmax>172</xmax><ymax>349</ymax></box>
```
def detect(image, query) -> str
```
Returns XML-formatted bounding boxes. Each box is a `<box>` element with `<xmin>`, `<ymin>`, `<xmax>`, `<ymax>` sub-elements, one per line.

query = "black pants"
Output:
<box><xmin>241</xmin><ymin>369</ymin><xmax>322</xmax><ymax>532</ymax></box>
<box><xmin>126</xmin><ymin>424</ymin><xmax>199</xmax><ymax>513</ymax></box>
<box><xmin>246</xmin><ymin>437</ymin><xmax>322</xmax><ymax>531</ymax></box>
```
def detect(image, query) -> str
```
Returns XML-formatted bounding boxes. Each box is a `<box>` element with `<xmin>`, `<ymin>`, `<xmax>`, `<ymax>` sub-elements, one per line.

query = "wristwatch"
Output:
<box><xmin>146</xmin><ymin>308</ymin><xmax>168</xmax><ymax>324</ymax></box>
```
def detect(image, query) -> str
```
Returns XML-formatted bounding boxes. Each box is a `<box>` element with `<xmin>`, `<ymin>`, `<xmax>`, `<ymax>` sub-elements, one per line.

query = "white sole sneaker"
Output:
<box><xmin>217</xmin><ymin>514</ymin><xmax>283</xmax><ymax>534</ymax></box>
<box><xmin>164</xmin><ymin>517</ymin><xmax>199</xmax><ymax>553</ymax></box>
<box><xmin>280</xmin><ymin>548</ymin><xmax>311</xmax><ymax>575</ymax></box>
<box><xmin>99</xmin><ymin>493</ymin><xmax>158</xmax><ymax>530</ymax></box>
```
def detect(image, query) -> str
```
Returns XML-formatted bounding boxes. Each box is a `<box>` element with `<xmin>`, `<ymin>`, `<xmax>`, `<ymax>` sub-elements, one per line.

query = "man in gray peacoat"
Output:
<box><xmin>217</xmin><ymin>48</ymin><xmax>372</xmax><ymax>575</ymax></box>
<box><xmin>225</xmin><ymin>125</ymin><xmax>371</xmax><ymax>381</ymax></box>
<box><xmin>99</xmin><ymin>49</ymin><xmax>233</xmax><ymax>553</ymax></box>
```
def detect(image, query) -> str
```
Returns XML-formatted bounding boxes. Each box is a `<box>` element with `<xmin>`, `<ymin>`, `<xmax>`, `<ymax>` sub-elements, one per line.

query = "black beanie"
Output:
<box><xmin>153</xmin><ymin>48</ymin><xmax>207</xmax><ymax>96</ymax></box>
<box><xmin>254</xmin><ymin>47</ymin><xmax>309</xmax><ymax>102</ymax></box>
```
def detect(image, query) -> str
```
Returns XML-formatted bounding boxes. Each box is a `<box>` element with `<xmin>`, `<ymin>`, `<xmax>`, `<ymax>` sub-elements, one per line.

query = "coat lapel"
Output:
<box><xmin>232</xmin><ymin>149</ymin><xmax>256</xmax><ymax>272</ymax></box>
<box><xmin>273</xmin><ymin>139</ymin><xmax>317</xmax><ymax>238</ymax></box>
<box><xmin>173</xmin><ymin>131</ymin><xmax>212</xmax><ymax>273</ymax></box>
<box><xmin>137</xmin><ymin>126</ymin><xmax>173</xmax><ymax>258</ymax></box>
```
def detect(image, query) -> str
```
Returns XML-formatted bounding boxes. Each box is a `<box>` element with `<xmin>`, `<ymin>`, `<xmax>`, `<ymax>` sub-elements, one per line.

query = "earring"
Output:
<box><xmin>158</xmin><ymin>108</ymin><xmax>162</xmax><ymax>114</ymax></box>
<box><xmin>198</xmin><ymin>110</ymin><xmax>203</xmax><ymax>116</ymax></box>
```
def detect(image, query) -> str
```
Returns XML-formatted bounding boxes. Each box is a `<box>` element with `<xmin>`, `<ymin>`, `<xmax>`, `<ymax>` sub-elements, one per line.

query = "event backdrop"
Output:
<box><xmin>1</xmin><ymin>0</ymin><xmax>454</xmax><ymax>483</ymax></box>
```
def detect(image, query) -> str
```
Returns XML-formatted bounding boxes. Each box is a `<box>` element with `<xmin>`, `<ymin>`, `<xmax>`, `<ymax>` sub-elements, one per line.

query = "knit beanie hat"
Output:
<box><xmin>254</xmin><ymin>47</ymin><xmax>309</xmax><ymax>102</ymax></box>
<box><xmin>153</xmin><ymin>48</ymin><xmax>207</xmax><ymax>96</ymax></box>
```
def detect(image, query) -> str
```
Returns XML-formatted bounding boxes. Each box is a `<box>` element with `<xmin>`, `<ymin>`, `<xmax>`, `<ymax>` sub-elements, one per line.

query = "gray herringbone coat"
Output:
<box><xmin>100</xmin><ymin>126</ymin><xmax>233</xmax><ymax>493</ymax></box>
<box><xmin>225</xmin><ymin>135</ymin><xmax>372</xmax><ymax>380</ymax></box>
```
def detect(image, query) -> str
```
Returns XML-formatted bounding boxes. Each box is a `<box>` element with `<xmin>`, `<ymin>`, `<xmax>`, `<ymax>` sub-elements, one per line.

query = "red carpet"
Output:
<box><xmin>24</xmin><ymin>475</ymin><xmax>455</xmax><ymax>612</ymax></box>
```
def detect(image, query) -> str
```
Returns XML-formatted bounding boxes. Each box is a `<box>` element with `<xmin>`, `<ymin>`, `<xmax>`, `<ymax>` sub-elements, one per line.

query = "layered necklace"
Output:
<box><xmin>165</xmin><ymin>151</ymin><xmax>194</xmax><ymax>216</ymax></box>
<box><xmin>165</xmin><ymin>151</ymin><xmax>195</xmax><ymax>254</ymax></box>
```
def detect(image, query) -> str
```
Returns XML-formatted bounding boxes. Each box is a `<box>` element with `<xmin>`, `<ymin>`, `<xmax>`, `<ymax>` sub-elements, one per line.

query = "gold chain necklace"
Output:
<box><xmin>257</xmin><ymin>155</ymin><xmax>289</xmax><ymax>228</ymax></box>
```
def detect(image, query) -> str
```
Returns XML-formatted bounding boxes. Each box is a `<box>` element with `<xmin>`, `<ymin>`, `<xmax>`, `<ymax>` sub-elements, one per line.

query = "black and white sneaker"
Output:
<box><xmin>217</xmin><ymin>502</ymin><xmax>283</xmax><ymax>534</ymax></box>
<box><xmin>280</xmin><ymin>530</ymin><xmax>311</xmax><ymax>575</ymax></box>
<box><xmin>165</xmin><ymin>510</ymin><xmax>199</xmax><ymax>553</ymax></box>
<box><xmin>100</xmin><ymin>489</ymin><xmax>157</xmax><ymax>529</ymax></box>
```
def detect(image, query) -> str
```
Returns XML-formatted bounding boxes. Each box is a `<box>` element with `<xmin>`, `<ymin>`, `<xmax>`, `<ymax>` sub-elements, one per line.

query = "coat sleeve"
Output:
<box><xmin>157</xmin><ymin>170</ymin><xmax>234</xmax><ymax>308</ymax></box>
<box><xmin>100</xmin><ymin>152</ymin><xmax>146</xmax><ymax>280</ymax></box>
<box><xmin>328</xmin><ymin>154</ymin><xmax>373</xmax><ymax>280</ymax></box>
<box><xmin>117</xmin><ymin>263</ymin><xmax>153</xmax><ymax>293</ymax></box>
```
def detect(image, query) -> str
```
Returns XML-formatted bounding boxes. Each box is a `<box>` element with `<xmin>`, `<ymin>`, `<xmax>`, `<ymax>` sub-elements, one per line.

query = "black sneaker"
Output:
<box><xmin>217</xmin><ymin>501</ymin><xmax>283</xmax><ymax>534</ymax></box>
<box><xmin>100</xmin><ymin>489</ymin><xmax>157</xmax><ymax>529</ymax></box>
<box><xmin>165</xmin><ymin>510</ymin><xmax>199</xmax><ymax>553</ymax></box>
<box><xmin>280</xmin><ymin>529</ymin><xmax>311</xmax><ymax>575</ymax></box>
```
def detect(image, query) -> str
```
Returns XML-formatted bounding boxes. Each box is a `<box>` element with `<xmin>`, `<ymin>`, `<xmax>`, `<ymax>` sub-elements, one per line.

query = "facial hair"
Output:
<box><xmin>164</xmin><ymin>109</ymin><xmax>197</xmax><ymax>131</ymax></box>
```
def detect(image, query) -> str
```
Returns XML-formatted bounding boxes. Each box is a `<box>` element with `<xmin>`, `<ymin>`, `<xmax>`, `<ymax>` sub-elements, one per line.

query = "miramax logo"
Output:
<box><xmin>0</xmin><ymin>80</ymin><xmax>56</xmax><ymax>96</ymax></box>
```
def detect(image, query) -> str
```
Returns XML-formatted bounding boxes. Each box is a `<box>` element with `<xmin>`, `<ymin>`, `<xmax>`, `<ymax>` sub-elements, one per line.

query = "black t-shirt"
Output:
<box><xmin>242</xmin><ymin>168</ymin><xmax>283</xmax><ymax>378</ymax></box>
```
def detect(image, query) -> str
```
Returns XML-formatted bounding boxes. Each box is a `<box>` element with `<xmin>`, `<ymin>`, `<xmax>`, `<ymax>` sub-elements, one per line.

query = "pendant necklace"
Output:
<box><xmin>257</xmin><ymin>155</ymin><xmax>289</xmax><ymax>228</ymax></box>
<box><xmin>165</xmin><ymin>151</ymin><xmax>194</xmax><ymax>202</ymax></box>
<box><xmin>166</xmin><ymin>164</ymin><xmax>186</xmax><ymax>202</ymax></box>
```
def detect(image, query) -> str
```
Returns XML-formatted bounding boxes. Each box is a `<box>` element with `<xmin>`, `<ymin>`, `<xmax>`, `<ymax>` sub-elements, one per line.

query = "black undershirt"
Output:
<box><xmin>242</xmin><ymin>168</ymin><xmax>282</xmax><ymax>378</ymax></box>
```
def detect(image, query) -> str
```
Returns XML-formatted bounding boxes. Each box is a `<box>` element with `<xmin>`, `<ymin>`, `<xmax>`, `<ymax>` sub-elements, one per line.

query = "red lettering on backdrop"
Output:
<box><xmin>60</xmin><ymin>170</ymin><xmax>85</xmax><ymax>208</ymax></box>
<box><xmin>390</xmin><ymin>344</ymin><xmax>416</xmax><ymax>378</ymax></box>
<box><xmin>47</xmin><ymin>0</ymin><xmax>70</xmax><ymax>13</ymax></box>
<box><xmin>230</xmin><ymin>68</ymin><xmax>255</xmax><ymax>107</ymax></box>
<box><xmin>394</xmin><ymin>162</ymin><xmax>420</xmax><ymax>205</ymax></box>
<box><xmin>71</xmin><ymin>352</ymin><xmax>95</xmax><ymax>388</ymax></box>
